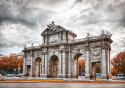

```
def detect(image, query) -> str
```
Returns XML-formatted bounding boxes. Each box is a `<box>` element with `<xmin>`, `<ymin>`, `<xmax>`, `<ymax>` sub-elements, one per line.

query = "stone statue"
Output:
<box><xmin>24</xmin><ymin>44</ymin><xmax>27</xmax><ymax>49</ymax></box>
<box><xmin>47</xmin><ymin>21</ymin><xmax>57</xmax><ymax>31</ymax></box>
<box><xmin>86</xmin><ymin>32</ymin><xmax>90</xmax><ymax>38</ymax></box>
<box><xmin>31</xmin><ymin>43</ymin><xmax>34</xmax><ymax>47</ymax></box>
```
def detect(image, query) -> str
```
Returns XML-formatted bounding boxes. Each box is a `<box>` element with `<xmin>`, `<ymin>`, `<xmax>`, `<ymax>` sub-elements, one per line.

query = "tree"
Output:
<box><xmin>111</xmin><ymin>52</ymin><xmax>125</xmax><ymax>75</ymax></box>
<box><xmin>16</xmin><ymin>56</ymin><xmax>24</xmax><ymax>72</ymax></box>
<box><xmin>78</xmin><ymin>57</ymin><xmax>85</xmax><ymax>73</ymax></box>
<box><xmin>96</xmin><ymin>63</ymin><xmax>101</xmax><ymax>73</ymax></box>
<box><xmin>0</xmin><ymin>55</ymin><xmax>24</xmax><ymax>74</ymax></box>
<box><xmin>78</xmin><ymin>57</ymin><xmax>101</xmax><ymax>73</ymax></box>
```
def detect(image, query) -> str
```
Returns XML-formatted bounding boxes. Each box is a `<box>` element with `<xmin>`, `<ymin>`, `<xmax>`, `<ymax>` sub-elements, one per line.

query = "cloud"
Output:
<box><xmin>0</xmin><ymin>22</ymin><xmax>42</xmax><ymax>48</ymax></box>
<box><xmin>0</xmin><ymin>0</ymin><xmax>56</xmax><ymax>27</ymax></box>
<box><xmin>74</xmin><ymin>0</ymin><xmax>82</xmax><ymax>4</ymax></box>
<box><xmin>0</xmin><ymin>0</ymin><xmax>125</xmax><ymax>57</ymax></box>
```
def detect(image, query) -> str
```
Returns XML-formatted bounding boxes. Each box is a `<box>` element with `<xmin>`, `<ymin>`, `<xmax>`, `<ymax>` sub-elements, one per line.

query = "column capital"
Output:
<box><xmin>102</xmin><ymin>44</ymin><xmax>110</xmax><ymax>50</ymax></box>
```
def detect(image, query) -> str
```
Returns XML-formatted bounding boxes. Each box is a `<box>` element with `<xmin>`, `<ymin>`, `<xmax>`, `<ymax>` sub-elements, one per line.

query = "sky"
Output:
<box><xmin>0</xmin><ymin>0</ymin><xmax>125</xmax><ymax>58</ymax></box>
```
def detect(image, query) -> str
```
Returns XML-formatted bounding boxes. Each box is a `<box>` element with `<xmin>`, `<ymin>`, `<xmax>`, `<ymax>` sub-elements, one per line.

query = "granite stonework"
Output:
<box><xmin>22</xmin><ymin>22</ymin><xmax>113</xmax><ymax>80</ymax></box>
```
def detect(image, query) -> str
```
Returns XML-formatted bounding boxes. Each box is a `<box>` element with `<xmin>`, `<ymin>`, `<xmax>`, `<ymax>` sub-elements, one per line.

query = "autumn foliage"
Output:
<box><xmin>111</xmin><ymin>52</ymin><xmax>125</xmax><ymax>75</ymax></box>
<box><xmin>0</xmin><ymin>55</ymin><xmax>24</xmax><ymax>74</ymax></box>
<box><xmin>78</xmin><ymin>57</ymin><xmax>85</xmax><ymax>73</ymax></box>
<box><xmin>96</xmin><ymin>63</ymin><xmax>101</xmax><ymax>73</ymax></box>
<box><xmin>78</xmin><ymin>57</ymin><xmax>101</xmax><ymax>74</ymax></box>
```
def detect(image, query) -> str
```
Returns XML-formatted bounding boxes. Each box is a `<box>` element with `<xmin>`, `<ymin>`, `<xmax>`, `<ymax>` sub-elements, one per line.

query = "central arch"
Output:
<box><xmin>50</xmin><ymin>55</ymin><xmax>59</xmax><ymax>78</ymax></box>
<box><xmin>73</xmin><ymin>53</ymin><xmax>85</xmax><ymax>78</ymax></box>
<box><xmin>34</xmin><ymin>57</ymin><xmax>42</xmax><ymax>77</ymax></box>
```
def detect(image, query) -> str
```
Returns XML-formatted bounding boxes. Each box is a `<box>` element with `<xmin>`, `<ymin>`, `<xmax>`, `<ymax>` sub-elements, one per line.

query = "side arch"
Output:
<box><xmin>72</xmin><ymin>52</ymin><xmax>85</xmax><ymax>78</ymax></box>
<box><xmin>49</xmin><ymin>55</ymin><xmax>59</xmax><ymax>78</ymax></box>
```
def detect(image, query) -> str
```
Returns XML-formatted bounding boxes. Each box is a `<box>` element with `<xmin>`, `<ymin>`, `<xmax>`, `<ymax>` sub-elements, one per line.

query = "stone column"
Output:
<box><xmin>62</xmin><ymin>51</ymin><xmax>66</xmax><ymax>78</ymax></box>
<box><xmin>67</xmin><ymin>51</ymin><xmax>72</xmax><ymax>78</ymax></box>
<box><xmin>40</xmin><ymin>57</ymin><xmax>42</xmax><ymax>77</ymax></box>
<box><xmin>41</xmin><ymin>54</ymin><xmax>45</xmax><ymax>77</ymax></box>
<box><xmin>101</xmin><ymin>47</ymin><xmax>108</xmax><ymax>79</ymax></box>
<box><xmin>71</xmin><ymin>54</ymin><xmax>74</xmax><ymax>78</ymax></box>
<box><xmin>76</xmin><ymin>58</ymin><xmax>79</xmax><ymax>77</ymax></box>
<box><xmin>44</xmin><ymin>54</ymin><xmax>48</xmax><ymax>77</ymax></box>
<box><xmin>31</xmin><ymin>56</ymin><xmax>35</xmax><ymax>77</ymax></box>
<box><xmin>47</xmin><ymin>59</ymin><xmax>50</xmax><ymax>77</ymax></box>
<box><xmin>29</xmin><ymin>51</ymin><xmax>33</xmax><ymax>77</ymax></box>
<box><xmin>107</xmin><ymin>48</ymin><xmax>112</xmax><ymax>79</ymax></box>
<box><xmin>58</xmin><ymin>51</ymin><xmax>62</xmax><ymax>78</ymax></box>
<box><xmin>85</xmin><ymin>48</ymin><xmax>91</xmax><ymax>80</ymax></box>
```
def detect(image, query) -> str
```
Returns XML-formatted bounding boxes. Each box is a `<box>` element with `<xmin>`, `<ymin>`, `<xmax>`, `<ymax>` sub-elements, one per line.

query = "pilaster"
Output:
<box><xmin>58</xmin><ymin>51</ymin><xmax>62</xmax><ymax>78</ymax></box>
<box><xmin>85</xmin><ymin>47</ymin><xmax>91</xmax><ymax>80</ymax></box>
<box><xmin>29</xmin><ymin>51</ymin><xmax>34</xmax><ymax>77</ymax></box>
<box><xmin>62</xmin><ymin>51</ymin><xmax>66</xmax><ymax>78</ymax></box>
<box><xmin>44</xmin><ymin>54</ymin><xmax>48</xmax><ymax>77</ymax></box>
<box><xmin>101</xmin><ymin>44</ymin><xmax>108</xmax><ymax>79</ymax></box>
<box><xmin>40</xmin><ymin>58</ymin><xmax>42</xmax><ymax>77</ymax></box>
<box><xmin>107</xmin><ymin>47</ymin><xmax>112</xmax><ymax>79</ymax></box>
<box><xmin>67</xmin><ymin>50</ymin><xmax>72</xmax><ymax>78</ymax></box>
<box><xmin>41</xmin><ymin>54</ymin><xmax>46</xmax><ymax>77</ymax></box>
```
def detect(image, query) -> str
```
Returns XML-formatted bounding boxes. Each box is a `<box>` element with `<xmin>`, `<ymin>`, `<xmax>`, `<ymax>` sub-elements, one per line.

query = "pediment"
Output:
<box><xmin>41</xmin><ymin>22</ymin><xmax>66</xmax><ymax>36</ymax></box>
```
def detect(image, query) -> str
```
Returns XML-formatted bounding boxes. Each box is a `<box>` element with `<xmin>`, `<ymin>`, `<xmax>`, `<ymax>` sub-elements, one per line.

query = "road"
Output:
<box><xmin>0</xmin><ymin>83</ymin><xmax>125</xmax><ymax>88</ymax></box>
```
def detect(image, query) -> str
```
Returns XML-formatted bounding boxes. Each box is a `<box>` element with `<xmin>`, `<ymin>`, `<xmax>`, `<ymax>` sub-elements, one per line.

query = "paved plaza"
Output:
<box><xmin>0</xmin><ymin>83</ymin><xmax>125</xmax><ymax>88</ymax></box>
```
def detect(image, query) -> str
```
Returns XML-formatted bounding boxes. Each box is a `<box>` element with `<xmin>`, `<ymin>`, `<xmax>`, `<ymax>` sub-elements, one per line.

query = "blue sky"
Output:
<box><xmin>0</xmin><ymin>0</ymin><xmax>125</xmax><ymax>58</ymax></box>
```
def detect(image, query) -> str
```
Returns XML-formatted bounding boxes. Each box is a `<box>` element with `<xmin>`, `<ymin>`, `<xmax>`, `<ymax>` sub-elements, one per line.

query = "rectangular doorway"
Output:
<box><xmin>27</xmin><ymin>65</ymin><xmax>31</xmax><ymax>77</ymax></box>
<box><xmin>92</xmin><ymin>62</ymin><xmax>101</xmax><ymax>80</ymax></box>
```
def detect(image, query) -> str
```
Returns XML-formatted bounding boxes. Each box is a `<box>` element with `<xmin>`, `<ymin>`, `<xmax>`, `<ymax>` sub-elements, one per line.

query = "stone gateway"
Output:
<box><xmin>23</xmin><ymin>22</ymin><xmax>113</xmax><ymax>80</ymax></box>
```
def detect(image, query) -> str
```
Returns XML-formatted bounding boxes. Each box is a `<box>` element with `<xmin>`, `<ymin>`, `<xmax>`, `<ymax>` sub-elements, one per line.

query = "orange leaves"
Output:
<box><xmin>0</xmin><ymin>55</ymin><xmax>24</xmax><ymax>71</ymax></box>
<box><xmin>111</xmin><ymin>52</ymin><xmax>125</xmax><ymax>75</ymax></box>
<box><xmin>16</xmin><ymin>56</ymin><xmax>24</xmax><ymax>68</ymax></box>
<box><xmin>96</xmin><ymin>63</ymin><xmax>101</xmax><ymax>73</ymax></box>
<box><xmin>78</xmin><ymin>57</ymin><xmax>85</xmax><ymax>72</ymax></box>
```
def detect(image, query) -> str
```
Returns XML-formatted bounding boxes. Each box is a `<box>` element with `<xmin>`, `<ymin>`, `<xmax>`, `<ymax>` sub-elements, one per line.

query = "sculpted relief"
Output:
<box><xmin>26</xmin><ymin>52</ymin><xmax>31</xmax><ymax>61</ymax></box>
<box><xmin>90</xmin><ymin>47</ymin><xmax>101</xmax><ymax>62</ymax></box>
<box><xmin>49</xmin><ymin>34</ymin><xmax>58</xmax><ymax>43</ymax></box>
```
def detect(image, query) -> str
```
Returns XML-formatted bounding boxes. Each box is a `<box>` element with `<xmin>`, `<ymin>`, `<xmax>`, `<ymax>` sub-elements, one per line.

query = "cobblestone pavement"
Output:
<box><xmin>0</xmin><ymin>83</ymin><xmax>125</xmax><ymax>88</ymax></box>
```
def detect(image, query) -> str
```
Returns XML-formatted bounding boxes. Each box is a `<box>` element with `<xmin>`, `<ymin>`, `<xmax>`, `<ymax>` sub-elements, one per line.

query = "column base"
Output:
<box><xmin>23</xmin><ymin>72</ymin><xmax>26</xmax><ymax>76</ymax></box>
<box><xmin>29</xmin><ymin>73</ymin><xmax>33</xmax><ymax>77</ymax></box>
<box><xmin>58</xmin><ymin>74</ymin><xmax>62</xmax><ymax>78</ymax></box>
<box><xmin>29</xmin><ymin>75</ymin><xmax>33</xmax><ymax>77</ymax></box>
<box><xmin>61</xmin><ymin>74</ymin><xmax>66</xmax><ymax>78</ymax></box>
<box><xmin>101</xmin><ymin>74</ymin><xmax>108</xmax><ymax>80</ymax></box>
<box><xmin>85</xmin><ymin>74</ymin><xmax>91</xmax><ymax>80</ymax></box>
<box><xmin>108</xmin><ymin>73</ymin><xmax>112</xmax><ymax>80</ymax></box>
<box><xmin>40</xmin><ymin>74</ymin><xmax>48</xmax><ymax>78</ymax></box>
<box><xmin>67</xmin><ymin>74</ymin><xmax>72</xmax><ymax>78</ymax></box>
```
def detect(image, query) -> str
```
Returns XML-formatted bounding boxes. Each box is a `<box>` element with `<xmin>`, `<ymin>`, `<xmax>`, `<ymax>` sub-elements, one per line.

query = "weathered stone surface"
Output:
<box><xmin>23</xmin><ymin>22</ymin><xmax>113</xmax><ymax>80</ymax></box>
